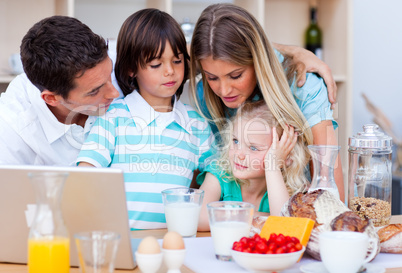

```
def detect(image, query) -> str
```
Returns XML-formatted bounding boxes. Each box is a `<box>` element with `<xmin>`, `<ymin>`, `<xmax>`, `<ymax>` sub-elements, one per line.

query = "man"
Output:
<box><xmin>0</xmin><ymin>16</ymin><xmax>120</xmax><ymax>165</ymax></box>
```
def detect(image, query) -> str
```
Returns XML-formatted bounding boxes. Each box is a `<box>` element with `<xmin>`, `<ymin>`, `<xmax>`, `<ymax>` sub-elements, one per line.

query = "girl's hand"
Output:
<box><xmin>264</xmin><ymin>126</ymin><xmax>298</xmax><ymax>171</ymax></box>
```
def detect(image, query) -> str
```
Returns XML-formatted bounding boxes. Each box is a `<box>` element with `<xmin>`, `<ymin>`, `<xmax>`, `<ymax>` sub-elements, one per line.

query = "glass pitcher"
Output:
<box><xmin>348</xmin><ymin>124</ymin><xmax>392</xmax><ymax>227</ymax></box>
<box><xmin>28</xmin><ymin>172</ymin><xmax>70</xmax><ymax>273</ymax></box>
<box><xmin>307</xmin><ymin>145</ymin><xmax>341</xmax><ymax>199</ymax></box>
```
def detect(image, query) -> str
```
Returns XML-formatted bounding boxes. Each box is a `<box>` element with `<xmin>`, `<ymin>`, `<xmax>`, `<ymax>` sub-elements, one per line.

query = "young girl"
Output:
<box><xmin>77</xmin><ymin>9</ymin><xmax>216</xmax><ymax>230</ymax></box>
<box><xmin>197</xmin><ymin>101</ymin><xmax>309</xmax><ymax>231</ymax></box>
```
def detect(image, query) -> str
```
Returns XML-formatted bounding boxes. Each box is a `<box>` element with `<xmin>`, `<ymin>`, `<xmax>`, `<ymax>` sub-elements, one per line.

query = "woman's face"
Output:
<box><xmin>199</xmin><ymin>56</ymin><xmax>257</xmax><ymax>109</ymax></box>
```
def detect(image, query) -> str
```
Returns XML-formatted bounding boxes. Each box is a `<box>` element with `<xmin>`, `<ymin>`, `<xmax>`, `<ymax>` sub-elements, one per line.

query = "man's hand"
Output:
<box><xmin>273</xmin><ymin>43</ymin><xmax>337</xmax><ymax>109</ymax></box>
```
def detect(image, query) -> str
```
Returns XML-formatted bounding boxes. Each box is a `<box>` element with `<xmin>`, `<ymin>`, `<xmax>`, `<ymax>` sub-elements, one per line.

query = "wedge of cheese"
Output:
<box><xmin>259</xmin><ymin>216</ymin><xmax>315</xmax><ymax>246</ymax></box>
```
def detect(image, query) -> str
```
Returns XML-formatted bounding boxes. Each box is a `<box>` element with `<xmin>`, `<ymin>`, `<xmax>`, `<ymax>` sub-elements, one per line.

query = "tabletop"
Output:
<box><xmin>1</xmin><ymin>215</ymin><xmax>401</xmax><ymax>273</ymax></box>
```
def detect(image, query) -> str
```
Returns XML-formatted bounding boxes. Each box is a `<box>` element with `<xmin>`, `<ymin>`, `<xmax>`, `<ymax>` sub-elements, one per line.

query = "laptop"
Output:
<box><xmin>0</xmin><ymin>165</ymin><xmax>137</xmax><ymax>270</ymax></box>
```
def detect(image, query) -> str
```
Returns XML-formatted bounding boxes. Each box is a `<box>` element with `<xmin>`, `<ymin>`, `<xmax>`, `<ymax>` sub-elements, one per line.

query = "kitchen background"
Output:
<box><xmin>0</xmin><ymin>0</ymin><xmax>401</xmax><ymax>185</ymax></box>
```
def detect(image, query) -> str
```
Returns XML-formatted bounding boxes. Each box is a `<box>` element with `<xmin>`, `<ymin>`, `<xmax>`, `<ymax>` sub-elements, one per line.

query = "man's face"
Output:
<box><xmin>58</xmin><ymin>57</ymin><xmax>120</xmax><ymax>119</ymax></box>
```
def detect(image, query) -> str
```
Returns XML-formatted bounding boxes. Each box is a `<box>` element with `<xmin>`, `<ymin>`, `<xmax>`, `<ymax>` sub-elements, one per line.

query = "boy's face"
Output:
<box><xmin>135</xmin><ymin>41</ymin><xmax>185</xmax><ymax>111</ymax></box>
<box><xmin>57</xmin><ymin>57</ymin><xmax>120</xmax><ymax>118</ymax></box>
<box><xmin>229</xmin><ymin>118</ymin><xmax>273</xmax><ymax>181</ymax></box>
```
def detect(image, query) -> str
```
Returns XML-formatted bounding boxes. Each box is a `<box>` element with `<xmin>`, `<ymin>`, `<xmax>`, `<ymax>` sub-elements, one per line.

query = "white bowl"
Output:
<box><xmin>231</xmin><ymin>246</ymin><xmax>305</xmax><ymax>273</ymax></box>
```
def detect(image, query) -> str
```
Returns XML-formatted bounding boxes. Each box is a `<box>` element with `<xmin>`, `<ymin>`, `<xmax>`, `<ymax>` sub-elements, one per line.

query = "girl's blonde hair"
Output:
<box><xmin>189</xmin><ymin>3</ymin><xmax>313</xmax><ymax>147</ymax></box>
<box><xmin>218</xmin><ymin>101</ymin><xmax>309</xmax><ymax>195</ymax></box>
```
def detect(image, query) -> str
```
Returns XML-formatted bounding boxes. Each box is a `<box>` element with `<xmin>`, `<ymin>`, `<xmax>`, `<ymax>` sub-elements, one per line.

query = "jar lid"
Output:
<box><xmin>349</xmin><ymin>124</ymin><xmax>392</xmax><ymax>150</ymax></box>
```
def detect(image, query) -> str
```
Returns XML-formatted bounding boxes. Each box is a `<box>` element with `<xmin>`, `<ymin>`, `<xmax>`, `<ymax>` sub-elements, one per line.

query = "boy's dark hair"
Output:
<box><xmin>20</xmin><ymin>16</ymin><xmax>108</xmax><ymax>99</ymax></box>
<box><xmin>115</xmin><ymin>9</ymin><xmax>190</xmax><ymax>98</ymax></box>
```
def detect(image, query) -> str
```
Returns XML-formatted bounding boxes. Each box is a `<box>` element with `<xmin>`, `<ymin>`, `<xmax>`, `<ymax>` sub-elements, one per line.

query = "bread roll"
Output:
<box><xmin>378</xmin><ymin>224</ymin><xmax>402</xmax><ymax>253</ymax></box>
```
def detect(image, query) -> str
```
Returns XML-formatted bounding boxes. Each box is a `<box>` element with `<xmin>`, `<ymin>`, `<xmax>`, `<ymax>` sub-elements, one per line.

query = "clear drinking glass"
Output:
<box><xmin>28</xmin><ymin>172</ymin><xmax>70</xmax><ymax>273</ymax></box>
<box><xmin>207</xmin><ymin>201</ymin><xmax>254</xmax><ymax>261</ymax></box>
<box><xmin>161</xmin><ymin>187</ymin><xmax>204</xmax><ymax>238</ymax></box>
<box><xmin>74</xmin><ymin>231</ymin><xmax>121</xmax><ymax>273</ymax></box>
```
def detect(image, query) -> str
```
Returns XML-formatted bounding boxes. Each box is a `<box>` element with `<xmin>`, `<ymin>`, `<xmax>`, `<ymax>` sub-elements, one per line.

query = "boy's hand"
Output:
<box><xmin>264</xmin><ymin>126</ymin><xmax>298</xmax><ymax>171</ymax></box>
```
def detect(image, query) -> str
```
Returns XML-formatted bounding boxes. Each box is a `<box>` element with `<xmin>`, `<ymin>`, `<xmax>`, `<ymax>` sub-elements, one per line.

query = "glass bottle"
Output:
<box><xmin>305</xmin><ymin>0</ymin><xmax>323</xmax><ymax>59</ymax></box>
<box><xmin>308</xmin><ymin>145</ymin><xmax>340</xmax><ymax>199</ymax></box>
<box><xmin>28</xmin><ymin>172</ymin><xmax>70</xmax><ymax>273</ymax></box>
<box><xmin>348</xmin><ymin>124</ymin><xmax>392</xmax><ymax>227</ymax></box>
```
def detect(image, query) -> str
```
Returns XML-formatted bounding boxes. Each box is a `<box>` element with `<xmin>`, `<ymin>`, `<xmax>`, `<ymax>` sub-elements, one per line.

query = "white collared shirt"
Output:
<box><xmin>0</xmin><ymin>74</ymin><xmax>96</xmax><ymax>166</ymax></box>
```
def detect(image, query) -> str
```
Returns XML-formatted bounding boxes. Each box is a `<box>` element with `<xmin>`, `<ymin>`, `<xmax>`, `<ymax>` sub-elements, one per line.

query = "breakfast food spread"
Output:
<box><xmin>281</xmin><ymin>189</ymin><xmax>380</xmax><ymax>260</ymax></box>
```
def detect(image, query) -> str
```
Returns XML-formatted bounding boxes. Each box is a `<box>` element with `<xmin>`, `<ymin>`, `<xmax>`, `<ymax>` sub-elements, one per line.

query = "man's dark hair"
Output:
<box><xmin>20</xmin><ymin>16</ymin><xmax>108</xmax><ymax>99</ymax></box>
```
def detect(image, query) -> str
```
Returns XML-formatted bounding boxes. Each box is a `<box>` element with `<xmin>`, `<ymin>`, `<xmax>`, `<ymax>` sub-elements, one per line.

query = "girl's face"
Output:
<box><xmin>229</xmin><ymin>118</ymin><xmax>273</xmax><ymax>181</ymax></box>
<box><xmin>134</xmin><ymin>41</ymin><xmax>185</xmax><ymax>111</ymax></box>
<box><xmin>199</xmin><ymin>56</ymin><xmax>257</xmax><ymax>109</ymax></box>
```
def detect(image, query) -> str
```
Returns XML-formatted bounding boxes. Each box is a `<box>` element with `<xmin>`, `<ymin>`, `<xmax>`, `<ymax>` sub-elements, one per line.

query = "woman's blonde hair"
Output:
<box><xmin>218</xmin><ymin>101</ymin><xmax>309</xmax><ymax>195</ymax></box>
<box><xmin>189</xmin><ymin>3</ymin><xmax>313</xmax><ymax>147</ymax></box>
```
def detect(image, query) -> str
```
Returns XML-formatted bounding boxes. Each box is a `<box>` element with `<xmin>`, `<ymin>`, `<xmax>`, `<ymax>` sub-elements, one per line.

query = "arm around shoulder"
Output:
<box><xmin>272</xmin><ymin>43</ymin><xmax>337</xmax><ymax>107</ymax></box>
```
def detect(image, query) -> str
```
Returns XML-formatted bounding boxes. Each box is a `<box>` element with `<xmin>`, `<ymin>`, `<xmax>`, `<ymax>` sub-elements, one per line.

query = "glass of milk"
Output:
<box><xmin>161</xmin><ymin>187</ymin><xmax>204</xmax><ymax>238</ymax></box>
<box><xmin>207</xmin><ymin>201</ymin><xmax>254</xmax><ymax>261</ymax></box>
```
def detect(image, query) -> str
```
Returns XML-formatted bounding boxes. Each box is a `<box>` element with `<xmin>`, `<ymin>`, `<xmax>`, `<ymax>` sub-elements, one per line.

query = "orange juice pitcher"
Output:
<box><xmin>28</xmin><ymin>172</ymin><xmax>70</xmax><ymax>273</ymax></box>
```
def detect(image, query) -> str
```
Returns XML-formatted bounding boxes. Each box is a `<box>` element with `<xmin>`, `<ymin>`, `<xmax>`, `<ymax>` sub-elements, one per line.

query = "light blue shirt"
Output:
<box><xmin>77</xmin><ymin>90</ymin><xmax>216</xmax><ymax>230</ymax></box>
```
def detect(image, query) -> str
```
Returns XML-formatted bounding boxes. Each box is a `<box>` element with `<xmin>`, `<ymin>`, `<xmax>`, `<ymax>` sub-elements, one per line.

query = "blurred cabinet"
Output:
<box><xmin>0</xmin><ymin>0</ymin><xmax>74</xmax><ymax>91</ymax></box>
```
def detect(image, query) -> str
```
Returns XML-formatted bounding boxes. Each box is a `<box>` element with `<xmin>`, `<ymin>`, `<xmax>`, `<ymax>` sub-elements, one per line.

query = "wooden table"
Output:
<box><xmin>2</xmin><ymin>216</ymin><xmax>401</xmax><ymax>273</ymax></box>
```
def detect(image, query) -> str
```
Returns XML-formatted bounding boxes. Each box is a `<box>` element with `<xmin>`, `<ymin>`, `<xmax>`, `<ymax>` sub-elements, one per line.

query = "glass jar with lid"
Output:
<box><xmin>348</xmin><ymin>124</ymin><xmax>393</xmax><ymax>227</ymax></box>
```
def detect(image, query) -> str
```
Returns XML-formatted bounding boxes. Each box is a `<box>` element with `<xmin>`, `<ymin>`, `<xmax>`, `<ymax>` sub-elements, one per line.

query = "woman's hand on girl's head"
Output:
<box><xmin>264</xmin><ymin>126</ymin><xmax>298</xmax><ymax>171</ymax></box>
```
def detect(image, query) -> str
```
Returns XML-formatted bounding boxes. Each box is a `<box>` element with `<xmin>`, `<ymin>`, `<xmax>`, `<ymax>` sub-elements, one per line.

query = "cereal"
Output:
<box><xmin>349</xmin><ymin>197</ymin><xmax>391</xmax><ymax>227</ymax></box>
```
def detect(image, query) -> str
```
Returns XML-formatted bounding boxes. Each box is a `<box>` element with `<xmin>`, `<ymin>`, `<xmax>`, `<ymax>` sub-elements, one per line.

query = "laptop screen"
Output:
<box><xmin>0</xmin><ymin>165</ymin><xmax>136</xmax><ymax>269</ymax></box>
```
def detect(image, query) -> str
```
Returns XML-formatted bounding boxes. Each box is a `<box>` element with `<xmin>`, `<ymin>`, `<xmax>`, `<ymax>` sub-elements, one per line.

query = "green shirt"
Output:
<box><xmin>197</xmin><ymin>161</ymin><xmax>270</xmax><ymax>213</ymax></box>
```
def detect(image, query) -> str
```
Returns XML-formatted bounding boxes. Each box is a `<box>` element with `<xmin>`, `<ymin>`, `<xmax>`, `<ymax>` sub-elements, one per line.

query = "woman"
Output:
<box><xmin>189</xmin><ymin>3</ymin><xmax>344</xmax><ymax>201</ymax></box>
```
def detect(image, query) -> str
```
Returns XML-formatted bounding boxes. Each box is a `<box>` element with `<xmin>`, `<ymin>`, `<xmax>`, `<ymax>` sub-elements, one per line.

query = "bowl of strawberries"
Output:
<box><xmin>231</xmin><ymin>233</ymin><xmax>305</xmax><ymax>273</ymax></box>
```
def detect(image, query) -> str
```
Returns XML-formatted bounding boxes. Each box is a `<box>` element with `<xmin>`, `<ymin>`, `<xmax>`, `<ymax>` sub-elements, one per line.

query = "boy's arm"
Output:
<box><xmin>76</xmin><ymin>116</ymin><xmax>115</xmax><ymax>168</ymax></box>
<box><xmin>273</xmin><ymin>43</ymin><xmax>337</xmax><ymax>109</ymax></box>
